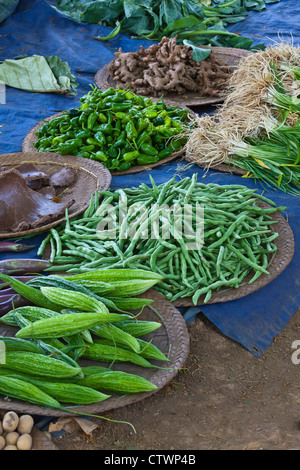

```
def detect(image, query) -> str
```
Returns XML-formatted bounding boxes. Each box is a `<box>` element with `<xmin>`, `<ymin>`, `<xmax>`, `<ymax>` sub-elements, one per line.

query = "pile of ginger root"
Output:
<box><xmin>108</xmin><ymin>36</ymin><xmax>232</xmax><ymax>97</ymax></box>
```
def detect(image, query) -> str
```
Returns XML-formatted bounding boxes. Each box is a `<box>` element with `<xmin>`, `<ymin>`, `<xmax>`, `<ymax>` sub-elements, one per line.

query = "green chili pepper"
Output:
<box><xmin>80</xmin><ymin>102</ymin><xmax>91</xmax><ymax>111</ymax></box>
<box><xmin>68</xmin><ymin>108</ymin><xmax>80</xmax><ymax>118</ymax></box>
<box><xmin>136</xmin><ymin>131</ymin><xmax>151</xmax><ymax>147</ymax></box>
<box><xmin>108</xmin><ymin>158</ymin><xmax>120</xmax><ymax>170</ymax></box>
<box><xmin>136</xmin><ymin>155</ymin><xmax>159</xmax><ymax>165</ymax></box>
<box><xmin>86</xmin><ymin>137</ymin><xmax>100</xmax><ymax>146</ymax></box>
<box><xmin>110</xmin><ymin>103</ymin><xmax>132</xmax><ymax>112</ymax></box>
<box><xmin>79</xmin><ymin>113</ymin><xmax>88</xmax><ymax>125</ymax></box>
<box><xmin>140</xmin><ymin>143</ymin><xmax>158</xmax><ymax>155</ymax></box>
<box><xmin>96</xmin><ymin>123</ymin><xmax>113</xmax><ymax>135</ymax></box>
<box><xmin>93</xmin><ymin>131</ymin><xmax>106</xmax><ymax>146</ymax></box>
<box><xmin>87</xmin><ymin>112</ymin><xmax>98</xmax><ymax>130</ymax></box>
<box><xmin>126</xmin><ymin>121</ymin><xmax>138</xmax><ymax>140</ymax></box>
<box><xmin>116</xmin><ymin>161</ymin><xmax>132</xmax><ymax>171</ymax></box>
<box><xmin>70</xmin><ymin>116</ymin><xmax>80</xmax><ymax>127</ymax></box>
<box><xmin>91</xmin><ymin>151</ymin><xmax>109</xmax><ymax>162</ymax></box>
<box><xmin>36</xmin><ymin>123</ymin><xmax>50</xmax><ymax>137</ymax></box>
<box><xmin>59</xmin><ymin>123</ymin><xmax>72</xmax><ymax>133</ymax></box>
<box><xmin>171</xmin><ymin>119</ymin><xmax>183</xmax><ymax>129</ymax></box>
<box><xmin>52</xmin><ymin>135</ymin><xmax>68</xmax><ymax>146</ymax></box>
<box><xmin>109</xmin><ymin>92</ymin><xmax>126</xmax><ymax>103</ymax></box>
<box><xmin>157</xmin><ymin>148</ymin><xmax>172</xmax><ymax>159</ymax></box>
<box><xmin>73</xmin><ymin>130</ymin><xmax>88</xmax><ymax>140</ymax></box>
<box><xmin>153</xmin><ymin>116</ymin><xmax>165</xmax><ymax>126</ymax></box>
<box><xmin>101</xmin><ymin>87</ymin><xmax>115</xmax><ymax>98</ymax></box>
<box><xmin>143</xmin><ymin>109</ymin><xmax>157</xmax><ymax>119</ymax></box>
<box><xmin>123</xmin><ymin>150</ymin><xmax>140</xmax><ymax>162</ymax></box>
<box><xmin>48</xmin><ymin>115</ymin><xmax>66</xmax><ymax>129</ymax></box>
<box><xmin>156</xmin><ymin>126</ymin><xmax>180</xmax><ymax>138</ymax></box>
<box><xmin>56</xmin><ymin>139</ymin><xmax>81</xmax><ymax>155</ymax></box>
<box><xmin>124</xmin><ymin>91</ymin><xmax>134</xmax><ymax>100</ymax></box>
<box><xmin>97</xmin><ymin>113</ymin><xmax>107</xmax><ymax>123</ymax></box>
<box><xmin>169</xmin><ymin>138</ymin><xmax>186</xmax><ymax>151</ymax></box>
<box><xmin>76</xmin><ymin>151</ymin><xmax>91</xmax><ymax>158</ymax></box>
<box><xmin>80</xmin><ymin>145</ymin><xmax>95</xmax><ymax>152</ymax></box>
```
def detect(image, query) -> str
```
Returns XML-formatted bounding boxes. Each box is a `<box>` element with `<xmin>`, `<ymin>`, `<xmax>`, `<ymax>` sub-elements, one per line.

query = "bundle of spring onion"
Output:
<box><xmin>186</xmin><ymin>42</ymin><xmax>300</xmax><ymax>195</ymax></box>
<box><xmin>0</xmin><ymin>270</ymin><xmax>171</xmax><ymax>431</ymax></box>
<box><xmin>39</xmin><ymin>174</ymin><xmax>286</xmax><ymax>305</ymax></box>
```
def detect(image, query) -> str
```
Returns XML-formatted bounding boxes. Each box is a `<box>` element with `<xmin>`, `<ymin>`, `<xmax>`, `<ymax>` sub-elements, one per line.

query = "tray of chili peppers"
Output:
<box><xmin>22</xmin><ymin>86</ymin><xmax>196</xmax><ymax>175</ymax></box>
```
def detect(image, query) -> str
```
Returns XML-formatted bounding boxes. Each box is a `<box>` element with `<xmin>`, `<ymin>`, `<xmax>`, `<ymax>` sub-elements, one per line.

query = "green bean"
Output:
<box><xmin>227</xmin><ymin>245</ymin><xmax>269</xmax><ymax>274</ymax></box>
<box><xmin>38</xmin><ymin>174</ymin><xmax>284</xmax><ymax>305</ymax></box>
<box><xmin>37</xmin><ymin>233</ymin><xmax>51</xmax><ymax>257</ymax></box>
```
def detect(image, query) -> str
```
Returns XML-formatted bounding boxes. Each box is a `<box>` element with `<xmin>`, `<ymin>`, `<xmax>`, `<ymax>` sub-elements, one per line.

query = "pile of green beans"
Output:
<box><xmin>33</xmin><ymin>86</ymin><xmax>191</xmax><ymax>172</ymax></box>
<box><xmin>40</xmin><ymin>175</ymin><xmax>286</xmax><ymax>305</ymax></box>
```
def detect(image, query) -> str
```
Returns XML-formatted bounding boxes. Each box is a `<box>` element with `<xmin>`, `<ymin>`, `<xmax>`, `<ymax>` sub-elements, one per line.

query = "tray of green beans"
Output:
<box><xmin>40</xmin><ymin>174</ymin><xmax>295</xmax><ymax>307</ymax></box>
<box><xmin>22</xmin><ymin>86</ymin><xmax>195</xmax><ymax>174</ymax></box>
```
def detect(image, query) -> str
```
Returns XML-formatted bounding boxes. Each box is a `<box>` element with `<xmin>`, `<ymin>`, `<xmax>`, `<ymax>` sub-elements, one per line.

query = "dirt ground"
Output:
<box><xmin>50</xmin><ymin>307</ymin><xmax>300</xmax><ymax>451</ymax></box>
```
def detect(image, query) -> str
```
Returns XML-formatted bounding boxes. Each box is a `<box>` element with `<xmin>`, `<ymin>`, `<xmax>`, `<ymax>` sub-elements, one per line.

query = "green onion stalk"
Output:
<box><xmin>229</xmin><ymin>123</ymin><xmax>300</xmax><ymax>195</ymax></box>
<box><xmin>264</xmin><ymin>85</ymin><xmax>300</xmax><ymax>115</ymax></box>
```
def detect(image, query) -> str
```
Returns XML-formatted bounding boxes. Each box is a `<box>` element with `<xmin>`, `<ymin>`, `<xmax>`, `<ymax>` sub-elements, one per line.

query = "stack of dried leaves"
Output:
<box><xmin>108</xmin><ymin>36</ymin><xmax>231</xmax><ymax>97</ymax></box>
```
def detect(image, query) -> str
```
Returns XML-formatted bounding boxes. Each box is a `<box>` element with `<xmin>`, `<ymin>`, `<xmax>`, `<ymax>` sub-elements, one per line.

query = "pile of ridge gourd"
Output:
<box><xmin>0</xmin><ymin>269</ymin><xmax>170</xmax><ymax>418</ymax></box>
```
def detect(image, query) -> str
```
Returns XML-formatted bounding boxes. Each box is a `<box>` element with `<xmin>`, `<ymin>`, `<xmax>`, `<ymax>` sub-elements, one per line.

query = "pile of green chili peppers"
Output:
<box><xmin>34</xmin><ymin>86</ymin><xmax>191</xmax><ymax>172</ymax></box>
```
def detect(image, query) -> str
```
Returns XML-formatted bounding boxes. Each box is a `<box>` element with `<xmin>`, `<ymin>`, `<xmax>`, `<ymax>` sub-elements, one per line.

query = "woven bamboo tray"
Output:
<box><xmin>94</xmin><ymin>47</ymin><xmax>252</xmax><ymax>108</ymax></box>
<box><xmin>0</xmin><ymin>290</ymin><xmax>190</xmax><ymax>417</ymax></box>
<box><xmin>0</xmin><ymin>152</ymin><xmax>111</xmax><ymax>239</ymax></box>
<box><xmin>173</xmin><ymin>204</ymin><xmax>294</xmax><ymax>307</ymax></box>
<box><xmin>22</xmin><ymin>107</ymin><xmax>196</xmax><ymax>176</ymax></box>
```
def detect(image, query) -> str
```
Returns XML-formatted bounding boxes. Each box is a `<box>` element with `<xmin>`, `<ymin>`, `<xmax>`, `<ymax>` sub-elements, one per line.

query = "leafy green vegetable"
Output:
<box><xmin>0</xmin><ymin>0</ymin><xmax>19</xmax><ymax>23</ymax></box>
<box><xmin>52</xmin><ymin>0</ymin><xmax>281</xmax><ymax>50</ymax></box>
<box><xmin>0</xmin><ymin>55</ymin><xmax>78</xmax><ymax>95</ymax></box>
<box><xmin>182</xmin><ymin>40</ymin><xmax>211</xmax><ymax>62</ymax></box>
<box><xmin>45</xmin><ymin>56</ymin><xmax>78</xmax><ymax>95</ymax></box>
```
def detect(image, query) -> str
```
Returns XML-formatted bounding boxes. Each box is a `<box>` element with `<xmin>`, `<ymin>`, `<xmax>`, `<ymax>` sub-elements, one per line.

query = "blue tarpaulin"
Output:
<box><xmin>0</xmin><ymin>0</ymin><xmax>299</xmax><ymax>357</ymax></box>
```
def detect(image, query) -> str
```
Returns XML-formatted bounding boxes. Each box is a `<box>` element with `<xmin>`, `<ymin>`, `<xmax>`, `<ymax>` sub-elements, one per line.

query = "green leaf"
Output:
<box><xmin>0</xmin><ymin>55</ymin><xmax>78</xmax><ymax>95</ymax></box>
<box><xmin>80</xmin><ymin>0</ymin><xmax>124</xmax><ymax>23</ymax></box>
<box><xmin>183</xmin><ymin>40</ymin><xmax>211</xmax><ymax>62</ymax></box>
<box><xmin>162</xmin><ymin>15</ymin><xmax>205</xmax><ymax>37</ymax></box>
<box><xmin>45</xmin><ymin>55</ymin><xmax>78</xmax><ymax>95</ymax></box>
<box><xmin>94</xmin><ymin>20</ymin><xmax>123</xmax><ymax>41</ymax></box>
<box><xmin>159</xmin><ymin>0</ymin><xmax>184</xmax><ymax>26</ymax></box>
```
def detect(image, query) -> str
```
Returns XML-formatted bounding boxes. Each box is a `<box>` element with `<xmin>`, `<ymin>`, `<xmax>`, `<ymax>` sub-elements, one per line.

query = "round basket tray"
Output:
<box><xmin>0</xmin><ymin>152</ymin><xmax>111</xmax><ymax>239</ymax></box>
<box><xmin>94</xmin><ymin>47</ymin><xmax>252</xmax><ymax>108</ymax></box>
<box><xmin>22</xmin><ymin>108</ymin><xmax>195</xmax><ymax>176</ymax></box>
<box><xmin>0</xmin><ymin>289</ymin><xmax>190</xmax><ymax>417</ymax></box>
<box><xmin>173</xmin><ymin>205</ymin><xmax>295</xmax><ymax>307</ymax></box>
